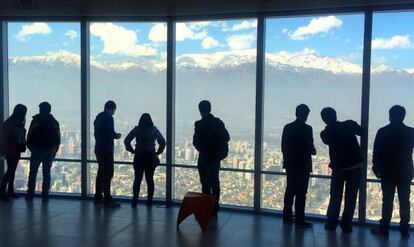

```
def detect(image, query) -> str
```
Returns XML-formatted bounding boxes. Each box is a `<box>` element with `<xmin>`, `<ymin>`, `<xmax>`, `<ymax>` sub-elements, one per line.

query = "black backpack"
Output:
<box><xmin>207</xmin><ymin>118</ymin><xmax>229</xmax><ymax>161</ymax></box>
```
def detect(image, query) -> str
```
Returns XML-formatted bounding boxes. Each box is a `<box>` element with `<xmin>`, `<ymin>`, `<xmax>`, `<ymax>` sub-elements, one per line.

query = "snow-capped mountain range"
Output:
<box><xmin>9</xmin><ymin>50</ymin><xmax>414</xmax><ymax>75</ymax></box>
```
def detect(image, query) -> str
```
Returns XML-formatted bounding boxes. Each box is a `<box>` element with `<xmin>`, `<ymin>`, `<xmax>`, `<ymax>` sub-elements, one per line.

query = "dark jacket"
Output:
<box><xmin>373</xmin><ymin>123</ymin><xmax>414</xmax><ymax>182</ymax></box>
<box><xmin>124</xmin><ymin>125</ymin><xmax>166</xmax><ymax>157</ymax></box>
<box><xmin>320</xmin><ymin>120</ymin><xmax>363</xmax><ymax>170</ymax></box>
<box><xmin>193</xmin><ymin>113</ymin><xmax>230</xmax><ymax>162</ymax></box>
<box><xmin>94</xmin><ymin>111</ymin><xmax>118</xmax><ymax>152</ymax></box>
<box><xmin>281</xmin><ymin>119</ymin><xmax>316</xmax><ymax>172</ymax></box>
<box><xmin>0</xmin><ymin>117</ymin><xmax>26</xmax><ymax>156</ymax></box>
<box><xmin>27</xmin><ymin>113</ymin><xmax>60</xmax><ymax>151</ymax></box>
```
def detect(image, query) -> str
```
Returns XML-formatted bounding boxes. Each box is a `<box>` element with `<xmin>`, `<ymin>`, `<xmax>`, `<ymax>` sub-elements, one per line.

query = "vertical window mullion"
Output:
<box><xmin>0</xmin><ymin>21</ymin><xmax>8</xmax><ymax>180</ymax></box>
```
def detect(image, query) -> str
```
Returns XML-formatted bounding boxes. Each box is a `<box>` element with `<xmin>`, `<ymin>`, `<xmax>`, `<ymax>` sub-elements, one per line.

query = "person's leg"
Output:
<box><xmin>379</xmin><ymin>180</ymin><xmax>395</xmax><ymax>231</ymax></box>
<box><xmin>27</xmin><ymin>150</ymin><xmax>42</xmax><ymax>198</ymax></box>
<box><xmin>103</xmin><ymin>152</ymin><xmax>114</xmax><ymax>202</ymax></box>
<box><xmin>133</xmin><ymin>163</ymin><xmax>144</xmax><ymax>201</ymax></box>
<box><xmin>197</xmin><ymin>159</ymin><xmax>211</xmax><ymax>194</ymax></box>
<box><xmin>0</xmin><ymin>155</ymin><xmax>14</xmax><ymax>198</ymax></box>
<box><xmin>340</xmin><ymin>168</ymin><xmax>361</xmax><ymax>231</ymax></box>
<box><xmin>144</xmin><ymin>165</ymin><xmax>156</xmax><ymax>203</ymax></box>
<box><xmin>94</xmin><ymin>151</ymin><xmax>104</xmax><ymax>201</ymax></box>
<box><xmin>396</xmin><ymin>181</ymin><xmax>411</xmax><ymax>235</ymax></box>
<box><xmin>41</xmin><ymin>149</ymin><xmax>55</xmax><ymax>199</ymax></box>
<box><xmin>326</xmin><ymin>170</ymin><xmax>344</xmax><ymax>229</ymax></box>
<box><xmin>210</xmin><ymin>162</ymin><xmax>221</xmax><ymax>213</ymax></box>
<box><xmin>7</xmin><ymin>154</ymin><xmax>21</xmax><ymax>196</ymax></box>
<box><xmin>295</xmin><ymin>171</ymin><xmax>310</xmax><ymax>224</ymax></box>
<box><xmin>283</xmin><ymin>169</ymin><xmax>295</xmax><ymax>222</ymax></box>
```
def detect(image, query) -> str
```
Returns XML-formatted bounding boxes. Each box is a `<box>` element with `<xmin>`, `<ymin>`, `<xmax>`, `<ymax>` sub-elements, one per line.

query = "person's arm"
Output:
<box><xmin>124</xmin><ymin>128</ymin><xmax>136</xmax><ymax>154</ymax></box>
<box><xmin>309</xmin><ymin>126</ymin><xmax>316</xmax><ymax>155</ymax></box>
<box><xmin>55</xmin><ymin>121</ymin><xmax>61</xmax><ymax>153</ymax></box>
<box><xmin>372</xmin><ymin>130</ymin><xmax>382</xmax><ymax>178</ymax></box>
<box><xmin>221</xmin><ymin>120</ymin><xmax>230</xmax><ymax>142</ymax></box>
<box><xmin>320</xmin><ymin>127</ymin><xmax>330</xmax><ymax>145</ymax></box>
<box><xmin>109</xmin><ymin>116</ymin><xmax>120</xmax><ymax>139</ymax></box>
<box><xmin>281</xmin><ymin>126</ymin><xmax>287</xmax><ymax>156</ymax></box>
<box><xmin>349</xmin><ymin>120</ymin><xmax>363</xmax><ymax>136</ymax></box>
<box><xmin>155</xmin><ymin>129</ymin><xmax>166</xmax><ymax>155</ymax></box>
<box><xmin>193</xmin><ymin>122</ymin><xmax>201</xmax><ymax>151</ymax></box>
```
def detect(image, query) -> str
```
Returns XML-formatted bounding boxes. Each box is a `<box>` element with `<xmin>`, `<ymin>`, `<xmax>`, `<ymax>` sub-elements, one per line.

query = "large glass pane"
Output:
<box><xmin>8</xmin><ymin>22</ymin><xmax>81</xmax><ymax>160</ymax></box>
<box><xmin>89</xmin><ymin>22</ymin><xmax>167</xmax><ymax>162</ymax></box>
<box><xmin>367</xmin><ymin>182</ymin><xmax>414</xmax><ymax>224</ymax></box>
<box><xmin>14</xmin><ymin>160</ymin><xmax>81</xmax><ymax>194</ymax></box>
<box><xmin>175</xmin><ymin>20</ymin><xmax>257</xmax><ymax>169</ymax></box>
<box><xmin>173</xmin><ymin>167</ymin><xmax>254</xmax><ymax>207</ymax></box>
<box><xmin>367</xmin><ymin>12</ymin><xmax>414</xmax><ymax>222</ymax></box>
<box><xmin>88</xmin><ymin>163</ymin><xmax>166</xmax><ymax>198</ymax></box>
<box><xmin>263</xmin><ymin>15</ymin><xmax>364</xmax><ymax>175</ymax></box>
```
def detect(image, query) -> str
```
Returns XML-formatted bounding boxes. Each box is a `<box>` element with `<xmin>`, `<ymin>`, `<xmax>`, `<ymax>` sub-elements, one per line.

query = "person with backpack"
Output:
<box><xmin>0</xmin><ymin>104</ymin><xmax>27</xmax><ymax>201</ymax></box>
<box><xmin>193</xmin><ymin>100</ymin><xmax>230</xmax><ymax>217</ymax></box>
<box><xmin>320</xmin><ymin>107</ymin><xmax>363</xmax><ymax>233</ymax></box>
<box><xmin>124</xmin><ymin>113</ymin><xmax>165</xmax><ymax>207</ymax></box>
<box><xmin>281</xmin><ymin>104</ymin><xmax>316</xmax><ymax>227</ymax></box>
<box><xmin>26</xmin><ymin>102</ymin><xmax>61</xmax><ymax>202</ymax></box>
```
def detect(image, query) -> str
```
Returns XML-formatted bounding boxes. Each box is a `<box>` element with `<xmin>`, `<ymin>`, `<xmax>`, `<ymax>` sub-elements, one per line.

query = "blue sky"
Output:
<box><xmin>7</xmin><ymin>12</ymin><xmax>414</xmax><ymax>68</ymax></box>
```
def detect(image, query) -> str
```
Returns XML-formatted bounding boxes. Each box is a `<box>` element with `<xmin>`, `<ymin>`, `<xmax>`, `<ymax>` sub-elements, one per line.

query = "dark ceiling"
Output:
<box><xmin>1</xmin><ymin>0</ymin><xmax>414</xmax><ymax>18</ymax></box>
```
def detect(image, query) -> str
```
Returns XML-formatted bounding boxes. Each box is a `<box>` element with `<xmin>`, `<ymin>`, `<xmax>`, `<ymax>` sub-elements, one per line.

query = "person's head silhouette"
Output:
<box><xmin>389</xmin><ymin>105</ymin><xmax>406</xmax><ymax>124</ymax></box>
<box><xmin>104</xmin><ymin>100</ymin><xmax>117</xmax><ymax>116</ymax></box>
<box><xmin>39</xmin><ymin>102</ymin><xmax>51</xmax><ymax>114</ymax></box>
<box><xmin>12</xmin><ymin>104</ymin><xmax>27</xmax><ymax>123</ymax></box>
<box><xmin>296</xmin><ymin>104</ymin><xmax>310</xmax><ymax>123</ymax></box>
<box><xmin>321</xmin><ymin>107</ymin><xmax>337</xmax><ymax>125</ymax></box>
<box><xmin>138</xmin><ymin>113</ymin><xmax>154</xmax><ymax>129</ymax></box>
<box><xmin>198</xmin><ymin>100</ymin><xmax>211</xmax><ymax>118</ymax></box>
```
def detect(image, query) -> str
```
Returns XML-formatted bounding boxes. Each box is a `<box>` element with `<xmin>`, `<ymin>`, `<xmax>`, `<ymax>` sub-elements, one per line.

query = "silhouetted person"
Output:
<box><xmin>193</xmin><ymin>100</ymin><xmax>230</xmax><ymax>217</ymax></box>
<box><xmin>125</xmin><ymin>113</ymin><xmax>165</xmax><ymax>207</ymax></box>
<box><xmin>94</xmin><ymin>100</ymin><xmax>122</xmax><ymax>208</ymax></box>
<box><xmin>371</xmin><ymin>105</ymin><xmax>413</xmax><ymax>238</ymax></box>
<box><xmin>0</xmin><ymin>104</ymin><xmax>27</xmax><ymax>201</ymax></box>
<box><xmin>281</xmin><ymin>104</ymin><xmax>316</xmax><ymax>227</ymax></box>
<box><xmin>320</xmin><ymin>107</ymin><xmax>363</xmax><ymax>233</ymax></box>
<box><xmin>26</xmin><ymin>102</ymin><xmax>61</xmax><ymax>202</ymax></box>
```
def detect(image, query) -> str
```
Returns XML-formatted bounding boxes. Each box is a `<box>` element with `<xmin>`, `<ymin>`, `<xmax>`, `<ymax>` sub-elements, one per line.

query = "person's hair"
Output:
<box><xmin>104</xmin><ymin>100</ymin><xmax>116</xmax><ymax>111</ymax></box>
<box><xmin>11</xmin><ymin>104</ymin><xmax>27</xmax><ymax>122</ymax></box>
<box><xmin>295</xmin><ymin>104</ymin><xmax>310</xmax><ymax>119</ymax></box>
<box><xmin>198</xmin><ymin>100</ymin><xmax>211</xmax><ymax>115</ymax></box>
<box><xmin>39</xmin><ymin>102</ymin><xmax>51</xmax><ymax>114</ymax></box>
<box><xmin>321</xmin><ymin>107</ymin><xmax>337</xmax><ymax>124</ymax></box>
<box><xmin>138</xmin><ymin>113</ymin><xmax>154</xmax><ymax>129</ymax></box>
<box><xmin>389</xmin><ymin>105</ymin><xmax>406</xmax><ymax>123</ymax></box>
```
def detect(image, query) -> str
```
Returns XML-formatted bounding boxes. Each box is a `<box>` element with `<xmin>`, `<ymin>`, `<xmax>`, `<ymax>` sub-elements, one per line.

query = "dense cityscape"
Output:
<box><xmin>11</xmin><ymin>124</ymin><xmax>414</xmax><ymax>224</ymax></box>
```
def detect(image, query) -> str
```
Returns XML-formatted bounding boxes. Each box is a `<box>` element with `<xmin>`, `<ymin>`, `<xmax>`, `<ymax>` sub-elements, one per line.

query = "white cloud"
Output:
<box><xmin>223</xmin><ymin>20</ymin><xmax>257</xmax><ymax>31</ymax></box>
<box><xmin>372</xmin><ymin>35</ymin><xmax>414</xmax><ymax>49</ymax></box>
<box><xmin>281</xmin><ymin>28</ymin><xmax>288</xmax><ymax>34</ymax></box>
<box><xmin>289</xmin><ymin>16</ymin><xmax>342</xmax><ymax>40</ymax></box>
<box><xmin>302</xmin><ymin>47</ymin><xmax>316</xmax><ymax>54</ymax></box>
<box><xmin>202</xmin><ymin>37</ymin><xmax>220</xmax><ymax>49</ymax></box>
<box><xmin>16</xmin><ymin>22</ymin><xmax>52</xmax><ymax>41</ymax></box>
<box><xmin>176</xmin><ymin>23</ymin><xmax>207</xmax><ymax>41</ymax></box>
<box><xmin>90</xmin><ymin>23</ymin><xmax>156</xmax><ymax>57</ymax></box>
<box><xmin>65</xmin><ymin>30</ymin><xmax>78</xmax><ymax>40</ymax></box>
<box><xmin>148</xmin><ymin>23</ymin><xmax>167</xmax><ymax>42</ymax></box>
<box><xmin>227</xmin><ymin>33</ymin><xmax>255</xmax><ymax>50</ymax></box>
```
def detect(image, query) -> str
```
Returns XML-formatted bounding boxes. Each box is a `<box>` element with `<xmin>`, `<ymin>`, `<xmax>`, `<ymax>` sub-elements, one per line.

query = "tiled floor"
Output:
<box><xmin>0</xmin><ymin>198</ymin><xmax>412</xmax><ymax>247</ymax></box>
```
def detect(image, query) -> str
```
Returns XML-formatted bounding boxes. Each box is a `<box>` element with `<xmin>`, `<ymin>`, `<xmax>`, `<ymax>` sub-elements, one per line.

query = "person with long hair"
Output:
<box><xmin>0</xmin><ymin>104</ymin><xmax>27</xmax><ymax>201</ymax></box>
<box><xmin>124</xmin><ymin>113</ymin><xmax>165</xmax><ymax>207</ymax></box>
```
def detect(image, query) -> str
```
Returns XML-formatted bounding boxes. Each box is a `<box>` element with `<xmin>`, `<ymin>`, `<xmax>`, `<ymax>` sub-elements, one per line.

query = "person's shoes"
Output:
<box><xmin>340</xmin><ymin>226</ymin><xmax>353</xmax><ymax>233</ymax></box>
<box><xmin>41</xmin><ymin>196</ymin><xmax>49</xmax><ymax>202</ymax></box>
<box><xmin>210</xmin><ymin>211</ymin><xmax>218</xmax><ymax>220</ymax></box>
<box><xmin>25</xmin><ymin>195</ymin><xmax>33</xmax><ymax>202</ymax></box>
<box><xmin>131</xmin><ymin>198</ymin><xmax>138</xmax><ymax>207</ymax></box>
<box><xmin>371</xmin><ymin>227</ymin><xmax>389</xmax><ymax>237</ymax></box>
<box><xmin>325</xmin><ymin>224</ymin><xmax>337</xmax><ymax>231</ymax></box>
<box><xmin>295</xmin><ymin>221</ymin><xmax>313</xmax><ymax>228</ymax></box>
<box><xmin>94</xmin><ymin>197</ymin><xmax>103</xmax><ymax>205</ymax></box>
<box><xmin>104</xmin><ymin>200</ymin><xmax>121</xmax><ymax>208</ymax></box>
<box><xmin>283</xmin><ymin>218</ymin><xmax>294</xmax><ymax>225</ymax></box>
<box><xmin>146</xmin><ymin>199</ymin><xmax>153</xmax><ymax>207</ymax></box>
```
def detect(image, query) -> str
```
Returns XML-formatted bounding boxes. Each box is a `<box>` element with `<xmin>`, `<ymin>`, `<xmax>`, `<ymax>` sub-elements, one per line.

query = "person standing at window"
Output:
<box><xmin>26</xmin><ymin>102</ymin><xmax>61</xmax><ymax>202</ymax></box>
<box><xmin>320</xmin><ymin>107</ymin><xmax>363</xmax><ymax>233</ymax></box>
<box><xmin>193</xmin><ymin>100</ymin><xmax>230</xmax><ymax>218</ymax></box>
<box><xmin>281</xmin><ymin>104</ymin><xmax>316</xmax><ymax>228</ymax></box>
<box><xmin>93</xmin><ymin>100</ymin><xmax>122</xmax><ymax>208</ymax></box>
<box><xmin>124</xmin><ymin>113</ymin><xmax>165</xmax><ymax>207</ymax></box>
<box><xmin>0</xmin><ymin>104</ymin><xmax>27</xmax><ymax>201</ymax></box>
<box><xmin>371</xmin><ymin>105</ymin><xmax>413</xmax><ymax>238</ymax></box>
